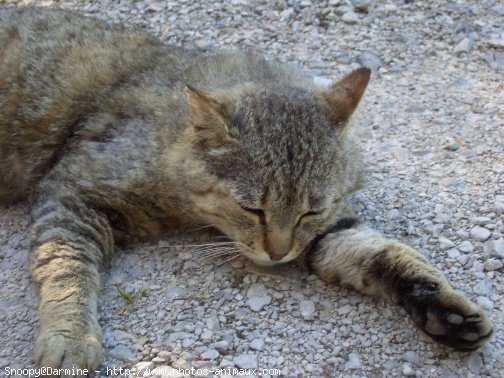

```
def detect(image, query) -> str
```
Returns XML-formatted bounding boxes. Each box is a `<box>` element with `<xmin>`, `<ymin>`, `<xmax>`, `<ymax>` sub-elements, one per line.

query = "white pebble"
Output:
<box><xmin>458</xmin><ymin>240</ymin><xmax>474</xmax><ymax>253</ymax></box>
<box><xmin>342</xmin><ymin>12</ymin><xmax>359</xmax><ymax>24</ymax></box>
<box><xmin>299</xmin><ymin>300</ymin><xmax>316</xmax><ymax>318</ymax></box>
<box><xmin>476</xmin><ymin>296</ymin><xmax>494</xmax><ymax>310</ymax></box>
<box><xmin>247</xmin><ymin>296</ymin><xmax>272</xmax><ymax>312</ymax></box>
<box><xmin>201</xmin><ymin>348</ymin><xmax>220</xmax><ymax>360</ymax></box>
<box><xmin>250</xmin><ymin>338</ymin><xmax>265</xmax><ymax>351</ymax></box>
<box><xmin>483</xmin><ymin>238</ymin><xmax>504</xmax><ymax>258</ymax></box>
<box><xmin>470</xmin><ymin>227</ymin><xmax>491</xmax><ymax>242</ymax></box>
<box><xmin>402</xmin><ymin>363</ymin><xmax>416</xmax><ymax>376</ymax></box>
<box><xmin>484</xmin><ymin>258</ymin><xmax>503</xmax><ymax>271</ymax></box>
<box><xmin>344</xmin><ymin>352</ymin><xmax>362</xmax><ymax>370</ymax></box>
<box><xmin>233</xmin><ymin>354</ymin><xmax>258</xmax><ymax>369</ymax></box>
<box><xmin>473</xmin><ymin>279</ymin><xmax>492</xmax><ymax>296</ymax></box>
<box><xmin>439</xmin><ymin>237</ymin><xmax>455</xmax><ymax>250</ymax></box>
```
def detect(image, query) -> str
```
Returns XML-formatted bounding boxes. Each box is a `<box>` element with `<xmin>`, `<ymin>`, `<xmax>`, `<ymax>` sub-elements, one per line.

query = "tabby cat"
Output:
<box><xmin>0</xmin><ymin>7</ymin><xmax>493</xmax><ymax>376</ymax></box>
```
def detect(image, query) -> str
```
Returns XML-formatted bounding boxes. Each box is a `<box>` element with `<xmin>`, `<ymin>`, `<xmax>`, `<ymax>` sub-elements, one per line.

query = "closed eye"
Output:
<box><xmin>240</xmin><ymin>205</ymin><xmax>265</xmax><ymax>219</ymax></box>
<box><xmin>296</xmin><ymin>210</ymin><xmax>322</xmax><ymax>227</ymax></box>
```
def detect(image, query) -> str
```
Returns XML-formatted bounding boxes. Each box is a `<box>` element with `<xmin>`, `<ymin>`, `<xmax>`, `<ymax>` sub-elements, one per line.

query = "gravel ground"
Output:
<box><xmin>0</xmin><ymin>0</ymin><xmax>503</xmax><ymax>377</ymax></box>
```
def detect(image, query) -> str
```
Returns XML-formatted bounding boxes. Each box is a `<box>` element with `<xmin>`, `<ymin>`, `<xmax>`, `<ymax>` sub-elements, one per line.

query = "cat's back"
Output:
<box><xmin>0</xmin><ymin>7</ymin><xmax>189</xmax><ymax>202</ymax></box>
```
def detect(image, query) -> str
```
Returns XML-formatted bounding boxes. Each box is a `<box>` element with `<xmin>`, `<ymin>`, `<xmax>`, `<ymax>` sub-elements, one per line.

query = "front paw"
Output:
<box><xmin>400</xmin><ymin>281</ymin><xmax>493</xmax><ymax>351</ymax></box>
<box><xmin>34</xmin><ymin>327</ymin><xmax>102</xmax><ymax>377</ymax></box>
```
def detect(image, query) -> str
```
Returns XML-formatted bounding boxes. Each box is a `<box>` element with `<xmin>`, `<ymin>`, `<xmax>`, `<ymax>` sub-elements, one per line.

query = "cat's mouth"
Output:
<box><xmin>238</xmin><ymin>247</ymin><xmax>299</xmax><ymax>266</ymax></box>
<box><xmin>188</xmin><ymin>232</ymin><xmax>299</xmax><ymax>266</ymax></box>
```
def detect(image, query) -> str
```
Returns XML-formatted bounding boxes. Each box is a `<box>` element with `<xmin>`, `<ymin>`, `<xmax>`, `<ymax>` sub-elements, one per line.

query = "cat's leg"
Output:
<box><xmin>29</xmin><ymin>190</ymin><xmax>113</xmax><ymax>376</ymax></box>
<box><xmin>306</xmin><ymin>223</ymin><xmax>493</xmax><ymax>351</ymax></box>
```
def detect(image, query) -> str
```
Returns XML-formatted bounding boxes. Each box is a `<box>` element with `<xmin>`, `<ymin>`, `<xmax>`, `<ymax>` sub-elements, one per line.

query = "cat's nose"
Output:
<box><xmin>264</xmin><ymin>228</ymin><xmax>292</xmax><ymax>261</ymax></box>
<box><xmin>270</xmin><ymin>253</ymin><xmax>287</xmax><ymax>261</ymax></box>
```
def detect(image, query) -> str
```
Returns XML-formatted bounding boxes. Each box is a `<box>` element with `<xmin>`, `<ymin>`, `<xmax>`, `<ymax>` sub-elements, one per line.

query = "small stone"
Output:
<box><xmin>246</xmin><ymin>284</ymin><xmax>268</xmax><ymax>298</ymax></box>
<box><xmin>490</xmin><ymin>5</ymin><xmax>504</xmax><ymax>16</ymax></box>
<box><xmin>467</xmin><ymin>353</ymin><xmax>483</xmax><ymax>373</ymax></box>
<box><xmin>483</xmin><ymin>238</ymin><xmax>504</xmax><ymax>258</ymax></box>
<box><xmin>313</xmin><ymin>76</ymin><xmax>333</xmax><ymax>88</ymax></box>
<box><xmin>111</xmin><ymin>330</ymin><xmax>135</xmax><ymax>343</ymax></box>
<box><xmin>356</xmin><ymin>52</ymin><xmax>383</xmax><ymax>71</ymax></box>
<box><xmin>212</xmin><ymin>340</ymin><xmax>229</xmax><ymax>351</ymax></box>
<box><xmin>182</xmin><ymin>338</ymin><xmax>194</xmax><ymax>348</ymax></box>
<box><xmin>470</xmin><ymin>227</ymin><xmax>491</xmax><ymax>242</ymax></box>
<box><xmin>135</xmin><ymin>361</ymin><xmax>154</xmax><ymax>375</ymax></box>
<box><xmin>454</xmin><ymin>37</ymin><xmax>473</xmax><ymax>54</ymax></box>
<box><xmin>337</xmin><ymin>304</ymin><xmax>353</xmax><ymax>315</ymax></box>
<box><xmin>151</xmin><ymin>356</ymin><xmax>166</xmax><ymax>363</ymax></box>
<box><xmin>342</xmin><ymin>12</ymin><xmax>359</xmax><ymax>24</ymax></box>
<box><xmin>473</xmin><ymin>279</ymin><xmax>492</xmax><ymax>296</ymax></box>
<box><xmin>439</xmin><ymin>237</ymin><xmax>455</xmax><ymax>250</ymax></box>
<box><xmin>472</xmin><ymin>260</ymin><xmax>485</xmax><ymax>273</ymax></box>
<box><xmin>456</xmin><ymin>255</ymin><xmax>469</xmax><ymax>266</ymax></box>
<box><xmin>352</xmin><ymin>0</ymin><xmax>372</xmax><ymax>13</ymax></box>
<box><xmin>247</xmin><ymin>295</ymin><xmax>272</xmax><ymax>312</ymax></box>
<box><xmin>495</xmin><ymin>202</ymin><xmax>504</xmax><ymax>216</ymax></box>
<box><xmin>299</xmin><ymin>300</ymin><xmax>316</xmax><ymax>318</ymax></box>
<box><xmin>158</xmin><ymin>351</ymin><xmax>172</xmax><ymax>359</ymax></box>
<box><xmin>136</xmin><ymin>336</ymin><xmax>149</xmax><ymax>346</ymax></box>
<box><xmin>168</xmin><ymin>332</ymin><xmax>192</xmax><ymax>343</ymax></box>
<box><xmin>444</xmin><ymin>143</ymin><xmax>460</xmax><ymax>152</ymax></box>
<box><xmin>194</xmin><ymin>39</ymin><xmax>213</xmax><ymax>51</ymax></box>
<box><xmin>488</xmin><ymin>38</ymin><xmax>504</xmax><ymax>49</ymax></box>
<box><xmin>233</xmin><ymin>354</ymin><xmax>258</xmax><ymax>369</ymax></box>
<box><xmin>334</xmin><ymin>6</ymin><xmax>354</xmax><ymax>15</ymax></box>
<box><xmin>344</xmin><ymin>352</ymin><xmax>362</xmax><ymax>370</ymax></box>
<box><xmin>384</xmin><ymin>359</ymin><xmax>400</xmax><ymax>369</ymax></box>
<box><xmin>476</xmin><ymin>296</ymin><xmax>493</xmax><ymax>310</ymax></box>
<box><xmin>109</xmin><ymin>345</ymin><xmax>137</xmax><ymax>363</ymax></box>
<box><xmin>458</xmin><ymin>241</ymin><xmax>474</xmax><ymax>253</ymax></box>
<box><xmin>446</xmin><ymin>248</ymin><xmax>461</xmax><ymax>259</ymax></box>
<box><xmin>484</xmin><ymin>258</ymin><xmax>503</xmax><ymax>271</ymax></box>
<box><xmin>165</xmin><ymin>287</ymin><xmax>188</xmax><ymax>300</ymax></box>
<box><xmin>404</xmin><ymin>351</ymin><xmax>422</xmax><ymax>366</ymax></box>
<box><xmin>402</xmin><ymin>363</ymin><xmax>416</xmax><ymax>376</ymax></box>
<box><xmin>206</xmin><ymin>315</ymin><xmax>220</xmax><ymax>331</ymax></box>
<box><xmin>470</xmin><ymin>217</ymin><xmax>491</xmax><ymax>226</ymax></box>
<box><xmin>250</xmin><ymin>338</ymin><xmax>265</xmax><ymax>351</ymax></box>
<box><xmin>280</xmin><ymin>8</ymin><xmax>294</xmax><ymax>20</ymax></box>
<box><xmin>201</xmin><ymin>348</ymin><xmax>220</xmax><ymax>360</ymax></box>
<box><xmin>200</xmin><ymin>330</ymin><xmax>213</xmax><ymax>340</ymax></box>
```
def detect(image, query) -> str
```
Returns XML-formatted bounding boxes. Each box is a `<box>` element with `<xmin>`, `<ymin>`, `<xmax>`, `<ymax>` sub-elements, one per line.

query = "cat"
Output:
<box><xmin>0</xmin><ymin>6</ymin><xmax>493</xmax><ymax>376</ymax></box>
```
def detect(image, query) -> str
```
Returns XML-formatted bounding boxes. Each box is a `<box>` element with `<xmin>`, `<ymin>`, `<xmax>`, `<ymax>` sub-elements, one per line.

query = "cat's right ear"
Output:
<box><xmin>185</xmin><ymin>84</ymin><xmax>232</xmax><ymax>147</ymax></box>
<box><xmin>319</xmin><ymin>68</ymin><xmax>371</xmax><ymax>127</ymax></box>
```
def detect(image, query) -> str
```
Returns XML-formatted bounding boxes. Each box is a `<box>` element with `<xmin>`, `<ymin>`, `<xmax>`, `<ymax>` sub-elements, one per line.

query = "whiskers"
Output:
<box><xmin>158</xmin><ymin>239</ymin><xmax>244</xmax><ymax>266</ymax></box>
<box><xmin>190</xmin><ymin>241</ymin><xmax>242</xmax><ymax>265</ymax></box>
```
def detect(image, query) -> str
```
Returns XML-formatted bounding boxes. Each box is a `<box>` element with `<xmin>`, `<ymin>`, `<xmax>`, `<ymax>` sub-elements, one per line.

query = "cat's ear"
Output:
<box><xmin>185</xmin><ymin>84</ymin><xmax>232</xmax><ymax>146</ymax></box>
<box><xmin>320</xmin><ymin>68</ymin><xmax>370</xmax><ymax>126</ymax></box>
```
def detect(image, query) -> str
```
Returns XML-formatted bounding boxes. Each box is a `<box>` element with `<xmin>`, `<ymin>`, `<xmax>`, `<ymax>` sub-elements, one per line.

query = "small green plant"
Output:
<box><xmin>114</xmin><ymin>284</ymin><xmax>134</xmax><ymax>304</ymax></box>
<box><xmin>231</xmin><ymin>273</ymin><xmax>244</xmax><ymax>287</ymax></box>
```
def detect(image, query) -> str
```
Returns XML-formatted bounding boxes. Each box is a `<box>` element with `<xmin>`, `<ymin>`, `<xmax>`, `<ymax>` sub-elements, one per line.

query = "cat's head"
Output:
<box><xmin>183</xmin><ymin>68</ymin><xmax>370</xmax><ymax>265</ymax></box>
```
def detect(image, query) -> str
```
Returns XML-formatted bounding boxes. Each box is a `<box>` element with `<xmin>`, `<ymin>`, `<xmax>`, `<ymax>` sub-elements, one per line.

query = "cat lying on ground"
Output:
<box><xmin>0</xmin><ymin>6</ymin><xmax>493</xmax><ymax>377</ymax></box>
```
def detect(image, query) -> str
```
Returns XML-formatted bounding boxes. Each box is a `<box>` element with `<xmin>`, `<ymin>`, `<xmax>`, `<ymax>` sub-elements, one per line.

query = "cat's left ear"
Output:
<box><xmin>185</xmin><ymin>85</ymin><xmax>233</xmax><ymax>147</ymax></box>
<box><xmin>319</xmin><ymin>68</ymin><xmax>370</xmax><ymax>126</ymax></box>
